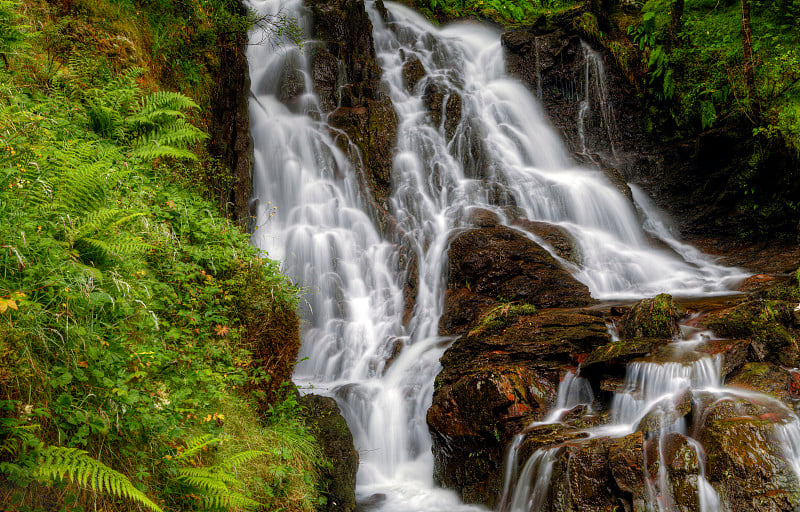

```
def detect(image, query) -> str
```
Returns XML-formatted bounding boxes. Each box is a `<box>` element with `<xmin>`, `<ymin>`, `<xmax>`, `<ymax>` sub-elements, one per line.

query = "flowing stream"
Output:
<box><xmin>245</xmin><ymin>1</ymin><xmax>755</xmax><ymax>510</ymax></box>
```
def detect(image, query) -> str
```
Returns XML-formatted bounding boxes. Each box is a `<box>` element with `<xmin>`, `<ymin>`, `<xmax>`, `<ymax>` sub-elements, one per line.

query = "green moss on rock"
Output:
<box><xmin>620</xmin><ymin>293</ymin><xmax>682</xmax><ymax>339</ymax></box>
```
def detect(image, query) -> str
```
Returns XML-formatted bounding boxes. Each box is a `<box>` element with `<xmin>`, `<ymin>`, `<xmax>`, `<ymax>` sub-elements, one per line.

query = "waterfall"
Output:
<box><xmin>576</xmin><ymin>41</ymin><xmax>617</xmax><ymax>161</ymax></box>
<box><xmin>245</xmin><ymin>0</ymin><xmax>750</xmax><ymax>510</ymax></box>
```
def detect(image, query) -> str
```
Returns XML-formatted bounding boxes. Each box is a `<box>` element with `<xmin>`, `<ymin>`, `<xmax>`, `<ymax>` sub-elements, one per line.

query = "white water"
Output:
<box><xmin>501</xmin><ymin>335</ymin><xmax>727</xmax><ymax>512</ymax></box>
<box><xmin>245</xmin><ymin>1</ymin><xmax>750</xmax><ymax>510</ymax></box>
<box><xmin>577</xmin><ymin>41</ymin><xmax>617</xmax><ymax>160</ymax></box>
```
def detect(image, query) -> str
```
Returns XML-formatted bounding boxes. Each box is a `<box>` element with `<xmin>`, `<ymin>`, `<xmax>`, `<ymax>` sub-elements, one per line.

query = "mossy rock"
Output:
<box><xmin>619</xmin><ymin>293</ymin><xmax>682</xmax><ymax>339</ymax></box>
<box><xmin>300</xmin><ymin>394</ymin><xmax>358</xmax><ymax>512</ymax></box>
<box><xmin>728</xmin><ymin>362</ymin><xmax>800</xmax><ymax>404</ymax></box>
<box><xmin>700</xmin><ymin>397</ymin><xmax>800</xmax><ymax>512</ymax></box>
<box><xmin>581</xmin><ymin>337</ymin><xmax>667</xmax><ymax>369</ymax></box>
<box><xmin>704</xmin><ymin>299</ymin><xmax>798</xmax><ymax>366</ymax></box>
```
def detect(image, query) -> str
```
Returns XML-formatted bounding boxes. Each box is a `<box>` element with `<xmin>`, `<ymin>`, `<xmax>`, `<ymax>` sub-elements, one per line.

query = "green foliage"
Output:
<box><xmin>468</xmin><ymin>302</ymin><xmax>537</xmax><ymax>337</ymax></box>
<box><xmin>36</xmin><ymin>446</ymin><xmax>163</xmax><ymax>512</ymax></box>
<box><xmin>412</xmin><ymin>0</ymin><xmax>581</xmax><ymax>24</ymax></box>
<box><xmin>0</xmin><ymin>2</ymin><xmax>317</xmax><ymax>510</ymax></box>
<box><xmin>174</xmin><ymin>436</ymin><xmax>266</xmax><ymax>511</ymax></box>
<box><xmin>0</xmin><ymin>0</ymin><xmax>29</xmax><ymax>67</ymax></box>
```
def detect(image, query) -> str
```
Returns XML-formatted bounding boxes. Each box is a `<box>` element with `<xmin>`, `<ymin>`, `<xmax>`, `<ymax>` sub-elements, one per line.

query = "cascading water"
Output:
<box><xmin>499</xmin><ymin>334</ymin><xmax>724</xmax><ymax>512</ymax></box>
<box><xmin>245</xmin><ymin>0</ymin><xmax>753</xmax><ymax>509</ymax></box>
<box><xmin>576</xmin><ymin>41</ymin><xmax>617</xmax><ymax>161</ymax></box>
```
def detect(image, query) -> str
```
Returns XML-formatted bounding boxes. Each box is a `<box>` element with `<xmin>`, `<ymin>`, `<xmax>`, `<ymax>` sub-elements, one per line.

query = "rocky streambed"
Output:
<box><xmin>428</xmin><ymin>214</ymin><xmax>800</xmax><ymax>511</ymax></box>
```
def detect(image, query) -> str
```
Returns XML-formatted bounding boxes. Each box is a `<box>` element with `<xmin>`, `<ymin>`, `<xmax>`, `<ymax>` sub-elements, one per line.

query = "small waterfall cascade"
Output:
<box><xmin>576</xmin><ymin>41</ymin><xmax>617</xmax><ymax>161</ymax></box>
<box><xmin>500</xmin><ymin>325</ymin><xmax>800</xmax><ymax>512</ymax></box>
<box><xmin>245</xmin><ymin>0</ymin><xmax>754</xmax><ymax>510</ymax></box>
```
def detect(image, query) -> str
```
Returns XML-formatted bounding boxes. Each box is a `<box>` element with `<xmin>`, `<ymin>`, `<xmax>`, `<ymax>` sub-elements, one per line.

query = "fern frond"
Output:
<box><xmin>136</xmin><ymin>91</ymin><xmax>199</xmax><ymax>118</ymax></box>
<box><xmin>177</xmin><ymin>466</ymin><xmax>263</xmax><ymax>511</ymax></box>
<box><xmin>218</xmin><ymin>450</ymin><xmax>269</xmax><ymax>472</ymax></box>
<box><xmin>132</xmin><ymin>142</ymin><xmax>199</xmax><ymax>161</ymax></box>
<box><xmin>35</xmin><ymin>446</ymin><xmax>163</xmax><ymax>512</ymax></box>
<box><xmin>203</xmin><ymin>489</ymin><xmax>263</xmax><ymax>511</ymax></box>
<box><xmin>176</xmin><ymin>434</ymin><xmax>219</xmax><ymax>461</ymax></box>
<box><xmin>177</xmin><ymin>467</ymin><xmax>238</xmax><ymax>489</ymax></box>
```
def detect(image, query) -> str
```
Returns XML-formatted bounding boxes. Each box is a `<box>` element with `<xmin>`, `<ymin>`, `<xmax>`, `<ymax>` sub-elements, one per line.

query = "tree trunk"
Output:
<box><xmin>741</xmin><ymin>0</ymin><xmax>756</xmax><ymax>112</ymax></box>
<box><xmin>668</xmin><ymin>0</ymin><xmax>684</xmax><ymax>50</ymax></box>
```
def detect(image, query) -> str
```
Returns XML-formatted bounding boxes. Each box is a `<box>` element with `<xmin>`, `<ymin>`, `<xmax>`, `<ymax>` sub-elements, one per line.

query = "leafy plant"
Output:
<box><xmin>36</xmin><ymin>446</ymin><xmax>163</xmax><ymax>512</ymax></box>
<box><xmin>174</xmin><ymin>435</ymin><xmax>267</xmax><ymax>511</ymax></box>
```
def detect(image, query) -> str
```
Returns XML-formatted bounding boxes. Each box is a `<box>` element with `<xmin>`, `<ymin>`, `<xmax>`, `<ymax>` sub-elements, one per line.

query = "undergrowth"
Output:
<box><xmin>0</xmin><ymin>0</ymin><xmax>324</xmax><ymax>510</ymax></box>
<box><xmin>409</xmin><ymin>0</ymin><xmax>581</xmax><ymax>24</ymax></box>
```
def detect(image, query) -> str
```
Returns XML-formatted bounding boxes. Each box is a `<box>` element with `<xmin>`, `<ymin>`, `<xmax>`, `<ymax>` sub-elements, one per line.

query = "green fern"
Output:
<box><xmin>0</xmin><ymin>0</ymin><xmax>31</xmax><ymax>68</ymax></box>
<box><xmin>35</xmin><ymin>446</ymin><xmax>163</xmax><ymax>512</ymax></box>
<box><xmin>175</xmin><ymin>436</ymin><xmax>268</xmax><ymax>511</ymax></box>
<box><xmin>64</xmin><ymin>208</ymin><xmax>149</xmax><ymax>263</ymax></box>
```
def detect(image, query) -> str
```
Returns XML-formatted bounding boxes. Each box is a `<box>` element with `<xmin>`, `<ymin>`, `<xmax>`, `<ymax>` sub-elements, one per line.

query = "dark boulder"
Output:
<box><xmin>728</xmin><ymin>362</ymin><xmax>800</xmax><ymax>405</ymax></box>
<box><xmin>429</xmin><ymin>305</ymin><xmax>608</xmax><ymax>506</ymax></box>
<box><xmin>310</xmin><ymin>0</ymin><xmax>398</xmax><ymax>217</ymax></box>
<box><xmin>696</xmin><ymin>338</ymin><xmax>751</xmax><ymax>378</ymax></box>
<box><xmin>423</xmin><ymin>80</ymin><xmax>463</xmax><ymax>142</ymax></box>
<box><xmin>401</xmin><ymin>56</ymin><xmax>425</xmax><ymax>92</ymax></box>
<box><xmin>663</xmin><ymin>433</ymin><xmax>701</xmax><ymax>512</ymax></box>
<box><xmin>703</xmin><ymin>299</ymin><xmax>799</xmax><ymax>367</ymax></box>
<box><xmin>300</xmin><ymin>394</ymin><xmax>358</xmax><ymax>512</ymax></box>
<box><xmin>441</xmin><ymin>226</ymin><xmax>594</xmax><ymax>334</ymax></box>
<box><xmin>512</xmin><ymin>218</ymin><xmax>580</xmax><ymax>264</ymax></box>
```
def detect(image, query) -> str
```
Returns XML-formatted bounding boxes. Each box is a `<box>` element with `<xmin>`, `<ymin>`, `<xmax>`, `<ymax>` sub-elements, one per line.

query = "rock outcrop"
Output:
<box><xmin>310</xmin><ymin>0</ymin><xmax>397</xmax><ymax>219</ymax></box>
<box><xmin>208</xmin><ymin>0</ymin><xmax>253</xmax><ymax>223</ymax></box>
<box><xmin>300</xmin><ymin>394</ymin><xmax>359</xmax><ymax>512</ymax></box>
<box><xmin>440</xmin><ymin>226</ymin><xmax>594</xmax><ymax>335</ymax></box>
<box><xmin>428</xmin><ymin>306</ymin><xmax>610</xmax><ymax>505</ymax></box>
<box><xmin>429</xmin><ymin>224</ymin><xmax>603</xmax><ymax>505</ymax></box>
<box><xmin>699</xmin><ymin>397</ymin><xmax>800</xmax><ymax>511</ymax></box>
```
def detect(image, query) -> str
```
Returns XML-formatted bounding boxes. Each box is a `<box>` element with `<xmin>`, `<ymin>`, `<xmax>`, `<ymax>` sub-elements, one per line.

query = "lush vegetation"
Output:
<box><xmin>407</xmin><ymin>0</ymin><xmax>581</xmax><ymax>24</ymax></box>
<box><xmin>0</xmin><ymin>0</ymin><xmax>325</xmax><ymax>510</ymax></box>
<box><xmin>617</xmin><ymin>0</ymin><xmax>800</xmax><ymax>235</ymax></box>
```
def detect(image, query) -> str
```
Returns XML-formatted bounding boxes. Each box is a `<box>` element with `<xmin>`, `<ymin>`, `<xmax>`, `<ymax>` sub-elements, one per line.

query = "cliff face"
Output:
<box><xmin>309</xmin><ymin>0</ymin><xmax>398</xmax><ymax>226</ymax></box>
<box><xmin>208</xmin><ymin>4</ymin><xmax>253</xmax><ymax>223</ymax></box>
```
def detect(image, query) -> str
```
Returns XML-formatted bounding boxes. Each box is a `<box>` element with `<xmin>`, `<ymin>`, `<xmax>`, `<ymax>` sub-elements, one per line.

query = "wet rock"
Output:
<box><xmin>311</xmin><ymin>0</ymin><xmax>398</xmax><ymax>217</ymax></box>
<box><xmin>549</xmin><ymin>437</ymin><xmax>624</xmax><ymax>512</ymax></box>
<box><xmin>382</xmin><ymin>337</ymin><xmax>404</xmax><ymax>373</ymax></box>
<box><xmin>279</xmin><ymin>57</ymin><xmax>306</xmax><ymax>103</ymax></box>
<box><xmin>728</xmin><ymin>362</ymin><xmax>800</xmax><ymax>405</ymax></box>
<box><xmin>634</xmin><ymin>387</ymin><xmax>691</xmax><ymax>434</ymax></box>
<box><xmin>429</xmin><ymin>305</ymin><xmax>608</xmax><ymax>506</ymax></box>
<box><xmin>739</xmin><ymin>273</ymin><xmax>780</xmax><ymax>293</ymax></box>
<box><xmin>601</xmin><ymin>163</ymin><xmax>634</xmax><ymax>202</ymax></box>
<box><xmin>441</xmin><ymin>226</ymin><xmax>594</xmax><ymax>334</ymax></box>
<box><xmin>428</xmin><ymin>365</ymin><xmax>559</xmax><ymax>506</ymax></box>
<box><xmin>696</xmin><ymin>338</ymin><xmax>751</xmax><ymax>378</ymax></box>
<box><xmin>560</xmin><ymin>404</ymin><xmax>602</xmax><ymax>429</ymax></box>
<box><xmin>356</xmin><ymin>493</ymin><xmax>386</xmax><ymax>511</ymax></box>
<box><xmin>207</xmin><ymin>4</ymin><xmax>253</xmax><ymax>222</ymax></box>
<box><xmin>512</xmin><ymin>218</ymin><xmax>580</xmax><ymax>264</ymax></box>
<box><xmin>582</xmin><ymin>337</ymin><xmax>667</xmax><ymax>371</ymax></box>
<box><xmin>620</xmin><ymin>293</ymin><xmax>682</xmax><ymax>339</ymax></box>
<box><xmin>704</xmin><ymin>299</ymin><xmax>798</xmax><ymax>367</ymax></box>
<box><xmin>517</xmin><ymin>424</ymin><xmax>589</xmax><ymax>463</ymax></box>
<box><xmin>328</xmin><ymin>98</ymin><xmax>397</xmax><ymax>209</ymax></box>
<box><xmin>662</xmin><ymin>433</ymin><xmax>701</xmax><ymax>512</ymax></box>
<box><xmin>300</xmin><ymin>394</ymin><xmax>358</xmax><ymax>512</ymax></box>
<box><xmin>401</xmin><ymin>56</ymin><xmax>425</xmax><ymax>92</ymax></box>
<box><xmin>423</xmin><ymin>81</ymin><xmax>463</xmax><ymax>141</ymax></box>
<box><xmin>311</xmin><ymin>48</ymin><xmax>341</xmax><ymax>112</ymax></box>
<box><xmin>468</xmin><ymin>207</ymin><xmax>501</xmax><ymax>228</ymax></box>
<box><xmin>608</xmin><ymin>432</ymin><xmax>646</xmax><ymax>508</ymax></box>
<box><xmin>700</xmin><ymin>397</ymin><xmax>800</xmax><ymax>512</ymax></box>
